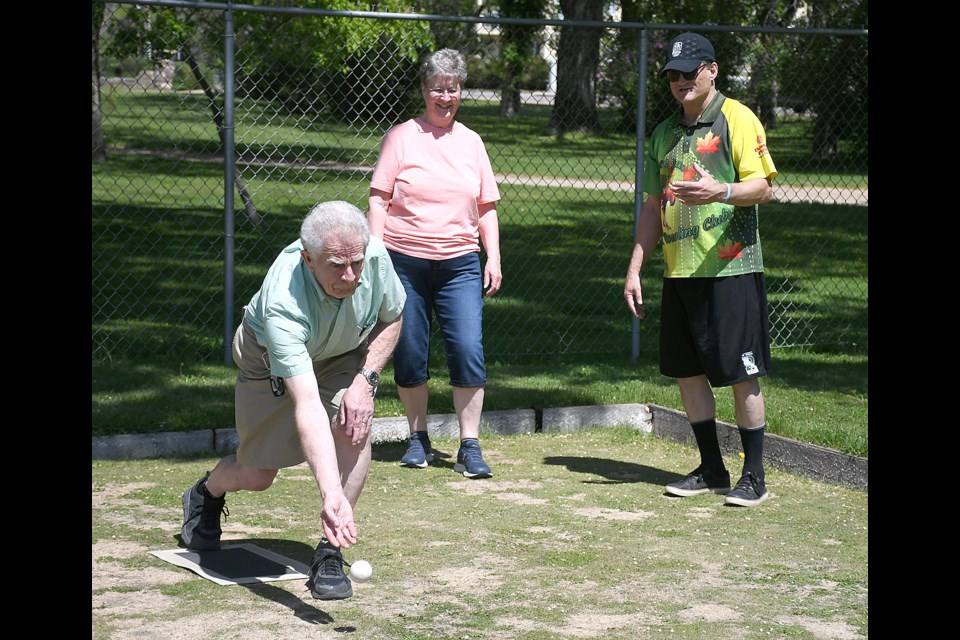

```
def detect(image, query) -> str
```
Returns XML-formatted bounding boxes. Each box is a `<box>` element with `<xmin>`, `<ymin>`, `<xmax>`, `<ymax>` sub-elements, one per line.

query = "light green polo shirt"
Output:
<box><xmin>243</xmin><ymin>235</ymin><xmax>406</xmax><ymax>378</ymax></box>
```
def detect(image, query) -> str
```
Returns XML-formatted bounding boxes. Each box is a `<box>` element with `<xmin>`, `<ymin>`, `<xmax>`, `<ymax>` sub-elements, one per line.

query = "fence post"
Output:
<box><xmin>222</xmin><ymin>5</ymin><xmax>236</xmax><ymax>365</ymax></box>
<box><xmin>630</xmin><ymin>27</ymin><xmax>649</xmax><ymax>363</ymax></box>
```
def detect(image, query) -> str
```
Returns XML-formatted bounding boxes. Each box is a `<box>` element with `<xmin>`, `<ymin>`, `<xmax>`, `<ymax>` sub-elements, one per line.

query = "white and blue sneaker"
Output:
<box><xmin>400</xmin><ymin>431</ymin><xmax>433</xmax><ymax>468</ymax></box>
<box><xmin>454</xmin><ymin>439</ymin><xmax>492</xmax><ymax>479</ymax></box>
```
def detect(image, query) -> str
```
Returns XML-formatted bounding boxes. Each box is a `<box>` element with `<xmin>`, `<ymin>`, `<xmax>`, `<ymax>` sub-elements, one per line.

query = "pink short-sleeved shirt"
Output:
<box><xmin>370</xmin><ymin>117</ymin><xmax>500</xmax><ymax>260</ymax></box>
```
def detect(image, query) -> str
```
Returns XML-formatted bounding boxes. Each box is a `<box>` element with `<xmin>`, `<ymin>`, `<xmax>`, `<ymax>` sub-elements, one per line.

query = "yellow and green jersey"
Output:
<box><xmin>643</xmin><ymin>93</ymin><xmax>777</xmax><ymax>278</ymax></box>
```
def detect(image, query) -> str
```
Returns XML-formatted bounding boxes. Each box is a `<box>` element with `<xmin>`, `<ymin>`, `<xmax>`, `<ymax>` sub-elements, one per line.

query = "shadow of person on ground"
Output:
<box><xmin>543</xmin><ymin>455</ymin><xmax>678</xmax><ymax>487</ymax></box>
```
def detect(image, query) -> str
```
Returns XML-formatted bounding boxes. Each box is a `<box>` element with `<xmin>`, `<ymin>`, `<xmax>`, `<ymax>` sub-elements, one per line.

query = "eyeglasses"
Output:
<box><xmin>428</xmin><ymin>86</ymin><xmax>460</xmax><ymax>96</ymax></box>
<box><xmin>666</xmin><ymin>64</ymin><xmax>708</xmax><ymax>83</ymax></box>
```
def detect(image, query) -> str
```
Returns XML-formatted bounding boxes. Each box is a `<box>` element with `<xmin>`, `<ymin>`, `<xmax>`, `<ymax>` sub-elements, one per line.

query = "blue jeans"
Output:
<box><xmin>388</xmin><ymin>250</ymin><xmax>486</xmax><ymax>388</ymax></box>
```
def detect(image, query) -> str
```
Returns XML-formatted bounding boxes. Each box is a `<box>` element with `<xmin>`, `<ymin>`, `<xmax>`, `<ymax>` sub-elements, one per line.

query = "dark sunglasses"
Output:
<box><xmin>666</xmin><ymin>64</ymin><xmax>708</xmax><ymax>83</ymax></box>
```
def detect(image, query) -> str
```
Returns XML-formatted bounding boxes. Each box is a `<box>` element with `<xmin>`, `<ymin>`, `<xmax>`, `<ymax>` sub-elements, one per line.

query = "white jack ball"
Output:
<box><xmin>349</xmin><ymin>559</ymin><xmax>372</xmax><ymax>582</ymax></box>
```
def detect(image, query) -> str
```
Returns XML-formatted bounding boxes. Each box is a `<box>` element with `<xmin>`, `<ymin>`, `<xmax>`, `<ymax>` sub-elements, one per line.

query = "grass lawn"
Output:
<box><xmin>93</xmin><ymin>90</ymin><xmax>867</xmax><ymax>459</ymax></box>
<box><xmin>92</xmin><ymin>427</ymin><xmax>868</xmax><ymax>640</ymax></box>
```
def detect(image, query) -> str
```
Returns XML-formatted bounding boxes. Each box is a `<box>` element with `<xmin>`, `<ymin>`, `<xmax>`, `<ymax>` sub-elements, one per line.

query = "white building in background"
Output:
<box><xmin>544</xmin><ymin>27</ymin><xmax>558</xmax><ymax>93</ymax></box>
<box><xmin>473</xmin><ymin>20</ymin><xmax>555</xmax><ymax>93</ymax></box>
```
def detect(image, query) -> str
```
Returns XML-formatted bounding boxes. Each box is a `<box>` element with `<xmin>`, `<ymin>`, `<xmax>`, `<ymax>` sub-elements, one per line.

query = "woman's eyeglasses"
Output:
<box><xmin>666</xmin><ymin>64</ymin><xmax>708</xmax><ymax>83</ymax></box>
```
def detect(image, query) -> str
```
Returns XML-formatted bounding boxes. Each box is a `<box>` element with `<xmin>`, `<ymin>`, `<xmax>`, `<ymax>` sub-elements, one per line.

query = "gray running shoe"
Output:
<box><xmin>664</xmin><ymin>466</ymin><xmax>731</xmax><ymax>497</ymax></box>
<box><xmin>306</xmin><ymin>541</ymin><xmax>353</xmax><ymax>600</ymax></box>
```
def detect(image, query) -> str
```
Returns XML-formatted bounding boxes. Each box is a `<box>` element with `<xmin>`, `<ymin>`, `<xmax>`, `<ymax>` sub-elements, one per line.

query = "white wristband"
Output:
<box><xmin>723</xmin><ymin>183</ymin><xmax>732</xmax><ymax>203</ymax></box>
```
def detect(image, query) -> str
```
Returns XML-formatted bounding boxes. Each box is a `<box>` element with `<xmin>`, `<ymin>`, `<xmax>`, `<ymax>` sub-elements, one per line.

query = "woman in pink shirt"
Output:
<box><xmin>368</xmin><ymin>48</ymin><xmax>502</xmax><ymax>479</ymax></box>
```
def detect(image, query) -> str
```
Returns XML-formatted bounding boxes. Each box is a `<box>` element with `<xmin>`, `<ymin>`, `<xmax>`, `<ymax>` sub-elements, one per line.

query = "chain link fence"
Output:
<box><xmin>92</xmin><ymin>1</ymin><xmax>868</xmax><ymax>365</ymax></box>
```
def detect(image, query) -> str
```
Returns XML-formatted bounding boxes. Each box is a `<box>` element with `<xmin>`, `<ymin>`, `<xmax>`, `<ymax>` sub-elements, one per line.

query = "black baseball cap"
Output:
<box><xmin>661</xmin><ymin>32</ymin><xmax>716</xmax><ymax>76</ymax></box>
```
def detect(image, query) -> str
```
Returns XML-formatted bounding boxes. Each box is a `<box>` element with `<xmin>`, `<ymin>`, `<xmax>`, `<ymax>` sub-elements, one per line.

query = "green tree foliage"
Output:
<box><xmin>786</xmin><ymin>0</ymin><xmax>868</xmax><ymax>161</ymax></box>
<box><xmin>98</xmin><ymin>3</ymin><xmax>213</xmax><ymax>71</ymax></box>
<box><xmin>745</xmin><ymin>1</ymin><xmax>802</xmax><ymax>130</ymax></box>
<box><xmin>234</xmin><ymin>1</ymin><xmax>434</xmax><ymax>123</ymax></box>
<box><xmin>602</xmin><ymin>0</ymin><xmax>865</xmax><ymax>165</ymax></box>
<box><xmin>96</xmin><ymin>1</ymin><xmax>435</xmax><ymax>124</ymax></box>
<box><xmin>604</xmin><ymin>0</ymin><xmax>750</xmax><ymax>134</ymax></box>
<box><xmin>421</xmin><ymin>0</ymin><xmax>485</xmax><ymax>50</ymax></box>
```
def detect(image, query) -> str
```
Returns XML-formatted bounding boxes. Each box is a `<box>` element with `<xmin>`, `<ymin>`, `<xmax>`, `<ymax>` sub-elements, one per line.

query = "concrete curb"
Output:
<box><xmin>648</xmin><ymin>405</ymin><xmax>867</xmax><ymax>491</ymax></box>
<box><xmin>91</xmin><ymin>403</ymin><xmax>866</xmax><ymax>491</ymax></box>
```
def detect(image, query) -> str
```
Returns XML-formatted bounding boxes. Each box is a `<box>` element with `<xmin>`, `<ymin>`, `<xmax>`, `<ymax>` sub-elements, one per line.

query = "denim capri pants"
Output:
<box><xmin>388</xmin><ymin>249</ymin><xmax>486</xmax><ymax>388</ymax></box>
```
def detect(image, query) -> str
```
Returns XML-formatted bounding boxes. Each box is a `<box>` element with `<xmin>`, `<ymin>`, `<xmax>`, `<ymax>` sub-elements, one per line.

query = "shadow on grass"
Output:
<box><xmin>769</xmin><ymin>349</ymin><xmax>868</xmax><ymax>395</ymax></box>
<box><xmin>243</xmin><ymin>538</ymin><xmax>346</xmax><ymax>626</ymax></box>
<box><xmin>245</xmin><ymin>582</ymin><xmax>339</xmax><ymax>625</ymax></box>
<box><xmin>370</xmin><ymin>440</ymin><xmax>454</xmax><ymax>467</ymax></box>
<box><xmin>543</xmin><ymin>455</ymin><xmax>679</xmax><ymax>487</ymax></box>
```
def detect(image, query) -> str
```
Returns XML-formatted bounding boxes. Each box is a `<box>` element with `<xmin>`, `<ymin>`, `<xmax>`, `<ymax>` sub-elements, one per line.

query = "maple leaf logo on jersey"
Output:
<box><xmin>696</xmin><ymin>132</ymin><xmax>721</xmax><ymax>155</ymax></box>
<box><xmin>662</xmin><ymin>185</ymin><xmax>677</xmax><ymax>208</ymax></box>
<box><xmin>717</xmin><ymin>240</ymin><xmax>743</xmax><ymax>261</ymax></box>
<box><xmin>661</xmin><ymin>186</ymin><xmax>675</xmax><ymax>230</ymax></box>
<box><xmin>682</xmin><ymin>165</ymin><xmax>698</xmax><ymax>181</ymax></box>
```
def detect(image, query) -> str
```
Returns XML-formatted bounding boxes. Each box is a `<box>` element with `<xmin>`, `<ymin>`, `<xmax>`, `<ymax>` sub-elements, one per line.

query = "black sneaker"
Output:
<box><xmin>454</xmin><ymin>439</ymin><xmax>493</xmax><ymax>479</ymax></box>
<box><xmin>724</xmin><ymin>471</ymin><xmax>769</xmax><ymax>507</ymax></box>
<box><xmin>306</xmin><ymin>541</ymin><xmax>353</xmax><ymax>600</ymax></box>
<box><xmin>181</xmin><ymin>472</ymin><xmax>228</xmax><ymax>550</ymax></box>
<box><xmin>664</xmin><ymin>466</ymin><xmax>731</xmax><ymax>497</ymax></box>
<box><xmin>400</xmin><ymin>431</ymin><xmax>434</xmax><ymax>468</ymax></box>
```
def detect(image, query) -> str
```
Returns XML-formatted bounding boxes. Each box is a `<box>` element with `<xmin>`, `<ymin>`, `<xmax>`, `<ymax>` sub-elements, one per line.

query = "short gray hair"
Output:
<box><xmin>300</xmin><ymin>200</ymin><xmax>370</xmax><ymax>258</ymax></box>
<box><xmin>419</xmin><ymin>48</ymin><xmax>468</xmax><ymax>86</ymax></box>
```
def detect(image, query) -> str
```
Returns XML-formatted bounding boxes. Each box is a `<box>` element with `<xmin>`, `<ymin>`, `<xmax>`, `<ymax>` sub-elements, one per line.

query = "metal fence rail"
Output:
<box><xmin>92</xmin><ymin>1</ymin><xmax>868</xmax><ymax>365</ymax></box>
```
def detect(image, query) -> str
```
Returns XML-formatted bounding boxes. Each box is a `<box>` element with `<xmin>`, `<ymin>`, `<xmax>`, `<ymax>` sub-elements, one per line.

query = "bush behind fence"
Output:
<box><xmin>92</xmin><ymin>2</ymin><xmax>868</xmax><ymax>365</ymax></box>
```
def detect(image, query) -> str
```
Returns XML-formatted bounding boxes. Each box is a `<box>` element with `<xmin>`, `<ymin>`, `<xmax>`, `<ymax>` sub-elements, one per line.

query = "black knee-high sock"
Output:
<box><xmin>738</xmin><ymin>424</ymin><xmax>766</xmax><ymax>479</ymax></box>
<box><xmin>691</xmin><ymin>419</ymin><xmax>725</xmax><ymax>473</ymax></box>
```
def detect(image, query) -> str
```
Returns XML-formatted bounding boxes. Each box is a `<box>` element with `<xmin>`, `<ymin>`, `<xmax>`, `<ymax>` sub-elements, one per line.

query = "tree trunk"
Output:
<box><xmin>751</xmin><ymin>3</ymin><xmax>801</xmax><ymax>131</ymax></box>
<box><xmin>182</xmin><ymin>45</ymin><xmax>261</xmax><ymax>226</ymax></box>
<box><xmin>497</xmin><ymin>1</ymin><xmax>545</xmax><ymax>118</ymax></box>
<box><xmin>500</xmin><ymin>86</ymin><xmax>522</xmax><ymax>117</ymax></box>
<box><xmin>812</xmin><ymin>107</ymin><xmax>839</xmax><ymax>160</ymax></box>
<box><xmin>759</xmin><ymin>78</ymin><xmax>779</xmax><ymax>131</ymax></box>
<box><xmin>749</xmin><ymin>51</ymin><xmax>780</xmax><ymax>131</ymax></box>
<box><xmin>808</xmin><ymin>0</ymin><xmax>840</xmax><ymax>160</ymax></box>
<box><xmin>548</xmin><ymin>0</ymin><xmax>602</xmax><ymax>135</ymax></box>
<box><xmin>92</xmin><ymin>3</ymin><xmax>106</xmax><ymax>163</ymax></box>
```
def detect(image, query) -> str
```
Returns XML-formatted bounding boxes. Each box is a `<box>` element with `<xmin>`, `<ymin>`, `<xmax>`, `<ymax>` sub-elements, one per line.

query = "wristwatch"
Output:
<box><xmin>358</xmin><ymin>368</ymin><xmax>379</xmax><ymax>398</ymax></box>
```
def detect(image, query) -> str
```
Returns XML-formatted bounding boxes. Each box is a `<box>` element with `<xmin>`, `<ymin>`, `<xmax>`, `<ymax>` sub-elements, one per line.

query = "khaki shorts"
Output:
<box><xmin>232</xmin><ymin>315</ymin><xmax>365</xmax><ymax>469</ymax></box>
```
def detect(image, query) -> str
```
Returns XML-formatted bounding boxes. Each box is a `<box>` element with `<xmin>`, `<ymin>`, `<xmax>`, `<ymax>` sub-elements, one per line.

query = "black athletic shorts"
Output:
<box><xmin>659</xmin><ymin>272</ymin><xmax>771</xmax><ymax>387</ymax></box>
